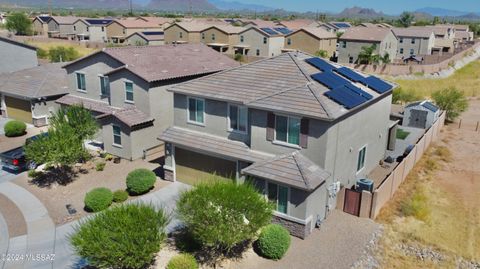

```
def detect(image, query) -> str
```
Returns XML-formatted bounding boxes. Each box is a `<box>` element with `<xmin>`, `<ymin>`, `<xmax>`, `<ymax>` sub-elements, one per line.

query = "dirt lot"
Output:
<box><xmin>13</xmin><ymin>156</ymin><xmax>170</xmax><ymax>225</ymax></box>
<box><xmin>375</xmin><ymin>99</ymin><xmax>480</xmax><ymax>268</ymax></box>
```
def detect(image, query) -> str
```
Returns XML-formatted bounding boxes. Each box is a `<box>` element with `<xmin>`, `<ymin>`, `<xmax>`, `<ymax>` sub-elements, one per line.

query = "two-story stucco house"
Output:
<box><xmin>105</xmin><ymin>19</ymin><xmax>163</xmax><ymax>44</ymax></box>
<box><xmin>284</xmin><ymin>27</ymin><xmax>337</xmax><ymax>57</ymax></box>
<box><xmin>235</xmin><ymin>27</ymin><xmax>285</xmax><ymax>58</ymax></box>
<box><xmin>200</xmin><ymin>25</ymin><xmax>245</xmax><ymax>55</ymax></box>
<box><xmin>47</xmin><ymin>16</ymin><xmax>79</xmax><ymax>39</ymax></box>
<box><xmin>32</xmin><ymin>15</ymin><xmax>51</xmax><ymax>36</ymax></box>
<box><xmin>159</xmin><ymin>52</ymin><xmax>395</xmax><ymax>238</ymax></box>
<box><xmin>319</xmin><ymin>21</ymin><xmax>352</xmax><ymax>34</ymax></box>
<box><xmin>392</xmin><ymin>28</ymin><xmax>435</xmax><ymax>58</ymax></box>
<box><xmin>338</xmin><ymin>27</ymin><xmax>398</xmax><ymax>64</ymax></box>
<box><xmin>164</xmin><ymin>22</ymin><xmax>212</xmax><ymax>45</ymax></box>
<box><xmin>0</xmin><ymin>36</ymin><xmax>38</xmax><ymax>74</ymax></box>
<box><xmin>57</xmin><ymin>44</ymin><xmax>238</xmax><ymax>160</ymax></box>
<box><xmin>73</xmin><ymin>18</ymin><xmax>112</xmax><ymax>42</ymax></box>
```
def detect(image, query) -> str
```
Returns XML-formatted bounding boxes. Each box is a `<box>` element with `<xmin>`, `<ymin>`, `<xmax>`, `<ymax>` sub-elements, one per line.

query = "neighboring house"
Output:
<box><xmin>392</xmin><ymin>28</ymin><xmax>435</xmax><ymax>58</ymax></box>
<box><xmin>236</xmin><ymin>27</ymin><xmax>285</xmax><ymax>58</ymax></box>
<box><xmin>73</xmin><ymin>18</ymin><xmax>112</xmax><ymax>42</ymax></box>
<box><xmin>136</xmin><ymin>16</ymin><xmax>173</xmax><ymax>29</ymax></box>
<box><xmin>163</xmin><ymin>22</ymin><xmax>211</xmax><ymax>44</ymax></box>
<box><xmin>417</xmin><ymin>25</ymin><xmax>455</xmax><ymax>53</ymax></box>
<box><xmin>319</xmin><ymin>21</ymin><xmax>352</xmax><ymax>33</ymax></box>
<box><xmin>126</xmin><ymin>31</ymin><xmax>164</xmax><ymax>46</ymax></box>
<box><xmin>239</xmin><ymin>19</ymin><xmax>278</xmax><ymax>29</ymax></box>
<box><xmin>47</xmin><ymin>16</ymin><xmax>79</xmax><ymax>39</ymax></box>
<box><xmin>0</xmin><ymin>63</ymin><xmax>68</xmax><ymax>126</ymax></box>
<box><xmin>200</xmin><ymin>25</ymin><xmax>244</xmax><ymax>55</ymax></box>
<box><xmin>105</xmin><ymin>19</ymin><xmax>163</xmax><ymax>43</ymax></box>
<box><xmin>276</xmin><ymin>19</ymin><xmax>319</xmax><ymax>30</ymax></box>
<box><xmin>338</xmin><ymin>27</ymin><xmax>398</xmax><ymax>64</ymax></box>
<box><xmin>0</xmin><ymin>36</ymin><xmax>38</xmax><ymax>74</ymax></box>
<box><xmin>58</xmin><ymin>44</ymin><xmax>238</xmax><ymax>160</ymax></box>
<box><xmin>403</xmin><ymin>101</ymin><xmax>440</xmax><ymax>129</ymax></box>
<box><xmin>32</xmin><ymin>15</ymin><xmax>51</xmax><ymax>36</ymax></box>
<box><xmin>160</xmin><ymin>53</ymin><xmax>395</xmax><ymax>238</ymax></box>
<box><xmin>284</xmin><ymin>27</ymin><xmax>337</xmax><ymax>57</ymax></box>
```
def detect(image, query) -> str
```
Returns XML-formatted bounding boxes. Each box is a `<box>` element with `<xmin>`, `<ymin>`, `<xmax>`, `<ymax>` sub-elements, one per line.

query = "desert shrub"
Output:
<box><xmin>432</xmin><ymin>87</ymin><xmax>468</xmax><ymax>121</ymax></box>
<box><xmin>314</xmin><ymin>50</ymin><xmax>328</xmax><ymax>58</ymax></box>
<box><xmin>37</xmin><ymin>47</ymin><xmax>48</xmax><ymax>59</ymax></box>
<box><xmin>255</xmin><ymin>224</ymin><xmax>291</xmax><ymax>260</ymax></box>
<box><xmin>401</xmin><ymin>190</ymin><xmax>430</xmax><ymax>221</ymax></box>
<box><xmin>176</xmin><ymin>180</ymin><xmax>273</xmax><ymax>256</ymax></box>
<box><xmin>234</xmin><ymin>53</ymin><xmax>243</xmax><ymax>62</ymax></box>
<box><xmin>126</xmin><ymin>169</ymin><xmax>156</xmax><ymax>195</ymax></box>
<box><xmin>70</xmin><ymin>203</ymin><xmax>169</xmax><ymax>269</ymax></box>
<box><xmin>434</xmin><ymin>146</ymin><xmax>452</xmax><ymax>162</ymax></box>
<box><xmin>112</xmin><ymin>190</ymin><xmax>128</xmax><ymax>203</ymax></box>
<box><xmin>95</xmin><ymin>162</ymin><xmax>106</xmax><ymax>171</ymax></box>
<box><xmin>4</xmin><ymin>120</ymin><xmax>27</xmax><ymax>137</ymax></box>
<box><xmin>27</xmin><ymin>169</ymin><xmax>42</xmax><ymax>178</ymax></box>
<box><xmin>84</xmin><ymin>187</ymin><xmax>113</xmax><ymax>212</ymax></box>
<box><xmin>48</xmin><ymin>46</ymin><xmax>80</xmax><ymax>62</ymax></box>
<box><xmin>166</xmin><ymin>254</ymin><xmax>199</xmax><ymax>269</ymax></box>
<box><xmin>105</xmin><ymin>154</ymin><xmax>114</xmax><ymax>161</ymax></box>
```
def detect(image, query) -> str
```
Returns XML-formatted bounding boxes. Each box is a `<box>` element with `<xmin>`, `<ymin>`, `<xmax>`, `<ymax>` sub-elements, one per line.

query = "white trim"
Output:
<box><xmin>98</xmin><ymin>74</ymin><xmax>109</xmax><ymax>97</ymax></box>
<box><xmin>124</xmin><ymin>80</ymin><xmax>134</xmax><ymax>104</ymax></box>
<box><xmin>273</xmin><ymin>114</ymin><xmax>301</xmax><ymax>147</ymax></box>
<box><xmin>75</xmin><ymin>72</ymin><xmax>86</xmax><ymax>92</ymax></box>
<box><xmin>187</xmin><ymin>96</ymin><xmax>205</xmax><ymax>126</ymax></box>
<box><xmin>227</xmin><ymin>103</ymin><xmax>248</xmax><ymax>134</ymax></box>
<box><xmin>112</xmin><ymin>124</ymin><xmax>122</xmax><ymax>147</ymax></box>
<box><xmin>356</xmin><ymin>144</ymin><xmax>367</xmax><ymax>174</ymax></box>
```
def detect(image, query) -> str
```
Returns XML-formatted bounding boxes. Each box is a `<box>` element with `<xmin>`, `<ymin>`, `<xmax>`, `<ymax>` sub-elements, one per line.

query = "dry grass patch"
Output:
<box><xmin>25</xmin><ymin>40</ymin><xmax>98</xmax><ymax>58</ymax></box>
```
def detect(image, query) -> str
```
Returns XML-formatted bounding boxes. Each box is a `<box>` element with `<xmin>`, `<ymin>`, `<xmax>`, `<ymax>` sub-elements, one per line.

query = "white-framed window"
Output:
<box><xmin>287</xmin><ymin>38</ymin><xmax>291</xmax><ymax>45</ymax></box>
<box><xmin>263</xmin><ymin>37</ymin><xmax>267</xmax><ymax>44</ymax></box>
<box><xmin>122</xmin><ymin>29</ymin><xmax>126</xmax><ymax>34</ymax></box>
<box><xmin>400</xmin><ymin>48</ymin><xmax>404</xmax><ymax>54</ymax></box>
<box><xmin>357</xmin><ymin>145</ymin><xmax>367</xmax><ymax>172</ymax></box>
<box><xmin>399</xmin><ymin>37</ymin><xmax>403</xmax><ymax>43</ymax></box>
<box><xmin>411</xmin><ymin>38</ymin><xmax>416</xmax><ymax>44</ymax></box>
<box><xmin>187</xmin><ymin>97</ymin><xmax>205</xmax><ymax>125</ymax></box>
<box><xmin>349</xmin><ymin>56</ymin><xmax>354</xmax><ymax>63</ymax></box>
<box><xmin>266</xmin><ymin>182</ymin><xmax>288</xmax><ymax>214</ymax></box>
<box><xmin>228</xmin><ymin>104</ymin><xmax>247</xmax><ymax>133</ymax></box>
<box><xmin>75</xmin><ymin>72</ymin><xmax>86</xmax><ymax>91</ymax></box>
<box><xmin>124</xmin><ymin>81</ymin><xmax>134</xmax><ymax>103</ymax></box>
<box><xmin>240</xmin><ymin>35</ymin><xmax>244</xmax><ymax>42</ymax></box>
<box><xmin>73</xmin><ymin>25</ymin><xmax>76</xmax><ymax>31</ymax></box>
<box><xmin>275</xmin><ymin>115</ymin><xmax>300</xmax><ymax>146</ymax></box>
<box><xmin>410</xmin><ymin>48</ymin><xmax>415</xmax><ymax>55</ymax></box>
<box><xmin>101</xmin><ymin>26</ymin><xmax>105</xmax><ymax>32</ymax></box>
<box><xmin>99</xmin><ymin>75</ymin><xmax>109</xmax><ymax>96</ymax></box>
<box><xmin>86</xmin><ymin>26</ymin><xmax>89</xmax><ymax>32</ymax></box>
<box><xmin>212</xmin><ymin>33</ymin><xmax>215</xmax><ymax>41</ymax></box>
<box><xmin>112</xmin><ymin>125</ymin><xmax>122</xmax><ymax>146</ymax></box>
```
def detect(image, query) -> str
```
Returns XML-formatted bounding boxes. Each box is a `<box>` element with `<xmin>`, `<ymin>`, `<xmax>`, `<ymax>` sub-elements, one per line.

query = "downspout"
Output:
<box><xmin>323</xmin><ymin>122</ymin><xmax>341</xmax><ymax>221</ymax></box>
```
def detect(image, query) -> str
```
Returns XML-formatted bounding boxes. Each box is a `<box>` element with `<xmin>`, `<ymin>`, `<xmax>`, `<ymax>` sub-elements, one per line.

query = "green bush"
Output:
<box><xmin>70</xmin><ymin>203</ymin><xmax>169</xmax><ymax>269</ymax></box>
<box><xmin>27</xmin><ymin>169</ymin><xmax>42</xmax><ymax>178</ymax></box>
<box><xmin>37</xmin><ymin>47</ymin><xmax>48</xmax><ymax>59</ymax></box>
<box><xmin>126</xmin><ymin>169</ymin><xmax>156</xmax><ymax>195</ymax></box>
<box><xmin>432</xmin><ymin>87</ymin><xmax>468</xmax><ymax>121</ymax></box>
<box><xmin>84</xmin><ymin>187</ymin><xmax>113</xmax><ymax>212</ymax></box>
<box><xmin>177</xmin><ymin>180</ymin><xmax>273</xmax><ymax>255</ymax></box>
<box><xmin>112</xmin><ymin>190</ymin><xmax>128</xmax><ymax>203</ymax></box>
<box><xmin>166</xmin><ymin>254</ymin><xmax>199</xmax><ymax>269</ymax></box>
<box><xmin>48</xmin><ymin>46</ymin><xmax>80</xmax><ymax>62</ymax></box>
<box><xmin>4</xmin><ymin>120</ymin><xmax>27</xmax><ymax>137</ymax></box>
<box><xmin>95</xmin><ymin>162</ymin><xmax>106</xmax><ymax>171</ymax></box>
<box><xmin>255</xmin><ymin>224</ymin><xmax>291</xmax><ymax>260</ymax></box>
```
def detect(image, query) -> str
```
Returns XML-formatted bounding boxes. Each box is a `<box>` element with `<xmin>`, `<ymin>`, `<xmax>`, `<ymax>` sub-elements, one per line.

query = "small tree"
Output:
<box><xmin>358</xmin><ymin>44</ymin><xmax>377</xmax><ymax>64</ymax></box>
<box><xmin>397</xmin><ymin>12</ymin><xmax>414</xmax><ymax>28</ymax></box>
<box><xmin>70</xmin><ymin>203</ymin><xmax>169</xmax><ymax>269</ymax></box>
<box><xmin>314</xmin><ymin>50</ymin><xmax>328</xmax><ymax>58</ymax></box>
<box><xmin>5</xmin><ymin>12</ymin><xmax>32</xmax><ymax>35</ymax></box>
<box><xmin>380</xmin><ymin>52</ymin><xmax>391</xmax><ymax>64</ymax></box>
<box><xmin>392</xmin><ymin>87</ymin><xmax>421</xmax><ymax>104</ymax></box>
<box><xmin>177</xmin><ymin>180</ymin><xmax>273</xmax><ymax>259</ymax></box>
<box><xmin>432</xmin><ymin>87</ymin><xmax>468</xmax><ymax>121</ymax></box>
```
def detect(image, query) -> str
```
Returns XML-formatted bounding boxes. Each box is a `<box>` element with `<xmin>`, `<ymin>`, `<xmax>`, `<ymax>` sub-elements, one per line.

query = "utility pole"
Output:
<box><xmin>48</xmin><ymin>0</ymin><xmax>52</xmax><ymax>16</ymax></box>
<box><xmin>129</xmin><ymin>0</ymin><xmax>133</xmax><ymax>16</ymax></box>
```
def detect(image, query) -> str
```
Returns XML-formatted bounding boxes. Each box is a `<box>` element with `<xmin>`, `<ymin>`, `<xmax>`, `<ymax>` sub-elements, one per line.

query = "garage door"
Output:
<box><xmin>175</xmin><ymin>147</ymin><xmax>236</xmax><ymax>185</ymax></box>
<box><xmin>5</xmin><ymin>96</ymin><xmax>32</xmax><ymax>123</ymax></box>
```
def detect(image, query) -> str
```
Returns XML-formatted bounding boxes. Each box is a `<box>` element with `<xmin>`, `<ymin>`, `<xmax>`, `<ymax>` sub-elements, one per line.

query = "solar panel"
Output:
<box><xmin>333</xmin><ymin>22</ymin><xmax>350</xmax><ymax>28</ymax></box>
<box><xmin>325</xmin><ymin>88</ymin><xmax>364</xmax><ymax>109</ymax></box>
<box><xmin>305</xmin><ymin>57</ymin><xmax>336</xmax><ymax>72</ymax></box>
<box><xmin>364</xmin><ymin>76</ymin><xmax>393</xmax><ymax>94</ymax></box>
<box><xmin>311</xmin><ymin>71</ymin><xmax>350</xmax><ymax>89</ymax></box>
<box><xmin>273</xmin><ymin>27</ymin><xmax>292</xmax><ymax>35</ymax></box>
<box><xmin>85</xmin><ymin>19</ymin><xmax>112</xmax><ymax>25</ymax></box>
<box><xmin>335</xmin><ymin>67</ymin><xmax>366</xmax><ymax>83</ymax></box>
<box><xmin>142</xmin><ymin>31</ymin><xmax>164</xmax><ymax>35</ymax></box>
<box><xmin>260</xmin><ymin>28</ymin><xmax>278</xmax><ymax>35</ymax></box>
<box><xmin>343</xmin><ymin>84</ymin><xmax>373</xmax><ymax>100</ymax></box>
<box><xmin>422</xmin><ymin>102</ymin><xmax>438</xmax><ymax>112</ymax></box>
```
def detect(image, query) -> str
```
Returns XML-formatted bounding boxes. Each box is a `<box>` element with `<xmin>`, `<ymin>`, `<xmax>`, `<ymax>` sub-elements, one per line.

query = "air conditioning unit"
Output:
<box><xmin>356</xmin><ymin>178</ymin><xmax>374</xmax><ymax>192</ymax></box>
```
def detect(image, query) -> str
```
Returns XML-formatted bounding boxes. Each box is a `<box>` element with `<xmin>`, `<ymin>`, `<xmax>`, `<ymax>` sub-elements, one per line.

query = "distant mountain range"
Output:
<box><xmin>415</xmin><ymin>7</ymin><xmax>480</xmax><ymax>17</ymax></box>
<box><xmin>208</xmin><ymin>0</ymin><xmax>274</xmax><ymax>12</ymax></box>
<box><xmin>337</xmin><ymin>6</ymin><xmax>385</xmax><ymax>18</ymax></box>
<box><xmin>0</xmin><ymin>0</ymin><xmax>131</xmax><ymax>9</ymax></box>
<box><xmin>147</xmin><ymin>0</ymin><xmax>215</xmax><ymax>11</ymax></box>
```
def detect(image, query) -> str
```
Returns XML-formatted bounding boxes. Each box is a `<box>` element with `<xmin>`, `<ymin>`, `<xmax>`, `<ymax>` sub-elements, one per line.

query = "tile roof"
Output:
<box><xmin>340</xmin><ymin>27</ymin><xmax>392</xmax><ymax>42</ymax></box>
<box><xmin>56</xmin><ymin>95</ymin><xmax>153</xmax><ymax>127</ymax></box>
<box><xmin>419</xmin><ymin>26</ymin><xmax>449</xmax><ymax>36</ymax></box>
<box><xmin>65</xmin><ymin>43</ymin><xmax>239</xmax><ymax>83</ymax></box>
<box><xmin>242</xmin><ymin>151</ymin><xmax>330</xmax><ymax>191</ymax></box>
<box><xmin>0</xmin><ymin>36</ymin><xmax>37</xmax><ymax>51</ymax></box>
<box><xmin>455</xmin><ymin>31</ymin><xmax>470</xmax><ymax>39</ymax></box>
<box><xmin>169</xmin><ymin>22</ymin><xmax>214</xmax><ymax>32</ymax></box>
<box><xmin>278</xmin><ymin>19</ymin><xmax>317</xmax><ymax>30</ymax></box>
<box><xmin>50</xmin><ymin>16</ymin><xmax>81</xmax><ymax>25</ymax></box>
<box><xmin>137</xmin><ymin>16</ymin><xmax>173</xmax><ymax>25</ymax></box>
<box><xmin>206</xmin><ymin>25</ymin><xmax>246</xmax><ymax>34</ymax></box>
<box><xmin>113</xmin><ymin>19</ymin><xmax>163</xmax><ymax>29</ymax></box>
<box><xmin>159</xmin><ymin>126</ymin><xmax>273</xmax><ymax>163</ymax></box>
<box><xmin>392</xmin><ymin>27</ymin><xmax>434</xmax><ymax>38</ymax></box>
<box><xmin>242</xmin><ymin>19</ymin><xmax>278</xmax><ymax>28</ymax></box>
<box><xmin>290</xmin><ymin>27</ymin><xmax>337</xmax><ymax>39</ymax></box>
<box><xmin>170</xmin><ymin>52</ymin><xmax>388</xmax><ymax>120</ymax></box>
<box><xmin>0</xmin><ymin>63</ymin><xmax>68</xmax><ymax>99</ymax></box>
<box><xmin>127</xmin><ymin>31</ymin><xmax>164</xmax><ymax>42</ymax></box>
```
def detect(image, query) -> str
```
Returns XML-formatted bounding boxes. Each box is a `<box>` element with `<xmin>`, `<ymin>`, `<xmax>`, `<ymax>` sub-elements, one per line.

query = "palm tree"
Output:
<box><xmin>358</xmin><ymin>44</ymin><xmax>377</xmax><ymax>64</ymax></box>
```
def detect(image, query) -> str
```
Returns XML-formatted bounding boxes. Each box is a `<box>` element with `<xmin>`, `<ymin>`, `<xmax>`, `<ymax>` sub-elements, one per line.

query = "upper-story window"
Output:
<box><xmin>341</xmin><ymin>41</ymin><xmax>346</xmax><ymax>48</ymax></box>
<box><xmin>101</xmin><ymin>26</ymin><xmax>105</xmax><ymax>32</ymax></box>
<box><xmin>263</xmin><ymin>36</ymin><xmax>267</xmax><ymax>44</ymax></box>
<box><xmin>122</xmin><ymin>29</ymin><xmax>126</xmax><ymax>34</ymax></box>
<box><xmin>287</xmin><ymin>38</ymin><xmax>291</xmax><ymax>45</ymax></box>
<box><xmin>357</xmin><ymin>145</ymin><xmax>367</xmax><ymax>172</ymax></box>
<box><xmin>76</xmin><ymin>72</ymin><xmax>86</xmax><ymax>92</ymax></box>
<box><xmin>179</xmin><ymin>32</ymin><xmax>183</xmax><ymax>38</ymax></box>
<box><xmin>275</xmin><ymin>115</ymin><xmax>300</xmax><ymax>146</ymax></box>
<box><xmin>188</xmin><ymin>97</ymin><xmax>205</xmax><ymax>125</ymax></box>
<box><xmin>256</xmin><ymin>49</ymin><xmax>260</xmax><ymax>56</ymax></box>
<box><xmin>99</xmin><ymin>75</ymin><xmax>109</xmax><ymax>96</ymax></box>
<box><xmin>410</xmin><ymin>49</ymin><xmax>415</xmax><ymax>55</ymax></box>
<box><xmin>400</xmin><ymin>48</ymin><xmax>404</xmax><ymax>54</ymax></box>
<box><xmin>201</xmin><ymin>33</ymin><xmax>205</xmax><ymax>39</ymax></box>
<box><xmin>399</xmin><ymin>37</ymin><xmax>403</xmax><ymax>43</ymax></box>
<box><xmin>228</xmin><ymin>104</ymin><xmax>247</xmax><ymax>133</ymax></box>
<box><xmin>240</xmin><ymin>35</ymin><xmax>244</xmax><ymax>42</ymax></box>
<box><xmin>86</xmin><ymin>26</ymin><xmax>89</xmax><ymax>32</ymax></box>
<box><xmin>411</xmin><ymin>38</ymin><xmax>416</xmax><ymax>44</ymax></box>
<box><xmin>212</xmin><ymin>33</ymin><xmax>216</xmax><ymax>41</ymax></box>
<box><xmin>125</xmin><ymin>81</ymin><xmax>134</xmax><ymax>103</ymax></box>
<box><xmin>73</xmin><ymin>25</ymin><xmax>76</xmax><ymax>31</ymax></box>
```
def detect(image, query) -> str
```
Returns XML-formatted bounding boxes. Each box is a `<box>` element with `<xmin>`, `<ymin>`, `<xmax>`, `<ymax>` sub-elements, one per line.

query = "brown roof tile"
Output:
<box><xmin>392</xmin><ymin>27</ymin><xmax>434</xmax><ymax>38</ymax></box>
<box><xmin>340</xmin><ymin>27</ymin><xmax>392</xmax><ymax>42</ymax></box>
<box><xmin>289</xmin><ymin>27</ymin><xmax>336</xmax><ymax>39</ymax></box>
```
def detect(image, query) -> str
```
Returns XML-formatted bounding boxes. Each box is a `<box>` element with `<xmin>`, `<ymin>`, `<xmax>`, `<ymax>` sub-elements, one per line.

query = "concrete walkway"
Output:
<box><xmin>0</xmin><ymin>181</ymin><xmax>189</xmax><ymax>269</ymax></box>
<box><xmin>0</xmin><ymin>182</ymin><xmax>55</xmax><ymax>269</ymax></box>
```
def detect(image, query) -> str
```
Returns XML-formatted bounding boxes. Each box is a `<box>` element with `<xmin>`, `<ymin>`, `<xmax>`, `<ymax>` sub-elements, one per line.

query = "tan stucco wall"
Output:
<box><xmin>33</xmin><ymin>20</ymin><xmax>48</xmax><ymax>36</ymax></box>
<box><xmin>238</xmin><ymin>28</ymin><xmax>284</xmax><ymax>58</ymax></box>
<box><xmin>285</xmin><ymin>30</ymin><xmax>336</xmax><ymax>56</ymax></box>
<box><xmin>106</xmin><ymin>21</ymin><xmax>126</xmax><ymax>41</ymax></box>
<box><xmin>164</xmin><ymin>25</ymin><xmax>194</xmax><ymax>44</ymax></box>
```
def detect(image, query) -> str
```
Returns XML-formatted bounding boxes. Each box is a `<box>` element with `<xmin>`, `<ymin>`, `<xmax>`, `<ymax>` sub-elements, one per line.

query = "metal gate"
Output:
<box><xmin>343</xmin><ymin>189</ymin><xmax>361</xmax><ymax>216</ymax></box>
<box><xmin>409</xmin><ymin>109</ymin><xmax>428</xmax><ymax>129</ymax></box>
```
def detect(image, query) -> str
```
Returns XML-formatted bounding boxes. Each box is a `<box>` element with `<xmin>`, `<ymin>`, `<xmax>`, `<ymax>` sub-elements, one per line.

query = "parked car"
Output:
<box><xmin>0</xmin><ymin>133</ymin><xmax>47</xmax><ymax>172</ymax></box>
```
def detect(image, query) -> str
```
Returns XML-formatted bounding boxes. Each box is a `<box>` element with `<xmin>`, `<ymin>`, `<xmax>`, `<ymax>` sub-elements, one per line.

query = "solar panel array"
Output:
<box><xmin>142</xmin><ymin>31</ymin><xmax>164</xmax><ymax>36</ymax></box>
<box><xmin>306</xmin><ymin>57</ymin><xmax>391</xmax><ymax>109</ymax></box>
<box><xmin>273</xmin><ymin>27</ymin><xmax>293</xmax><ymax>35</ymax></box>
<box><xmin>422</xmin><ymin>102</ymin><xmax>439</xmax><ymax>112</ymax></box>
<box><xmin>85</xmin><ymin>19</ymin><xmax>113</xmax><ymax>25</ymax></box>
<box><xmin>332</xmin><ymin>22</ymin><xmax>351</xmax><ymax>28</ymax></box>
<box><xmin>260</xmin><ymin>28</ymin><xmax>279</xmax><ymax>36</ymax></box>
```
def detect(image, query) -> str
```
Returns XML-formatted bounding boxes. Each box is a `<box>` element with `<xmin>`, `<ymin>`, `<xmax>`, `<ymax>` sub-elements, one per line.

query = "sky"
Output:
<box><xmin>236</xmin><ymin>0</ymin><xmax>480</xmax><ymax>15</ymax></box>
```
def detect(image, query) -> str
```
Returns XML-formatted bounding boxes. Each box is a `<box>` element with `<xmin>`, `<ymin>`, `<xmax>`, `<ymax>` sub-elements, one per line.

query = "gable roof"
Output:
<box><xmin>0</xmin><ymin>63</ymin><xmax>68</xmax><ymax>99</ymax></box>
<box><xmin>242</xmin><ymin>151</ymin><xmax>330</xmax><ymax>191</ymax></box>
<box><xmin>239</xmin><ymin>26</ymin><xmax>282</xmax><ymax>37</ymax></box>
<box><xmin>241</xmin><ymin>19</ymin><xmax>278</xmax><ymax>28</ymax></box>
<box><xmin>166</xmin><ymin>22</ymin><xmax>212</xmax><ymax>32</ymax></box>
<box><xmin>34</xmin><ymin>15</ymin><xmax>51</xmax><ymax>23</ymax></box>
<box><xmin>110</xmin><ymin>19</ymin><xmax>162</xmax><ymax>29</ymax></box>
<box><xmin>64</xmin><ymin>43</ymin><xmax>239</xmax><ymax>83</ymax></box>
<box><xmin>126</xmin><ymin>31</ymin><xmax>164</xmax><ymax>42</ymax></box>
<box><xmin>169</xmin><ymin>52</ymin><xmax>392</xmax><ymax>121</ymax></box>
<box><xmin>0</xmin><ymin>36</ymin><xmax>37</xmax><ymax>51</ymax></box>
<box><xmin>277</xmin><ymin>19</ymin><xmax>317</xmax><ymax>30</ymax></box>
<box><xmin>288</xmin><ymin>27</ymin><xmax>337</xmax><ymax>39</ymax></box>
<box><xmin>392</xmin><ymin>27</ymin><xmax>434</xmax><ymax>38</ymax></box>
<box><xmin>340</xmin><ymin>27</ymin><xmax>393</xmax><ymax>42</ymax></box>
<box><xmin>49</xmin><ymin>16</ymin><xmax>80</xmax><ymax>25</ymax></box>
<box><xmin>136</xmin><ymin>16</ymin><xmax>173</xmax><ymax>26</ymax></box>
<box><xmin>203</xmin><ymin>25</ymin><xmax>245</xmax><ymax>34</ymax></box>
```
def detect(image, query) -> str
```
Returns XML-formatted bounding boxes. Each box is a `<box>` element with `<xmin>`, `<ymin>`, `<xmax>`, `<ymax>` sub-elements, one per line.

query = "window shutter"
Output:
<box><xmin>300</xmin><ymin>118</ymin><xmax>309</xmax><ymax>148</ymax></box>
<box><xmin>266</xmin><ymin>112</ymin><xmax>275</xmax><ymax>141</ymax></box>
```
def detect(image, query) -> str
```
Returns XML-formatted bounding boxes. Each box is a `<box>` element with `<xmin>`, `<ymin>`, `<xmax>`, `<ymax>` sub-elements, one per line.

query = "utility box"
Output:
<box><xmin>356</xmin><ymin>178</ymin><xmax>374</xmax><ymax>192</ymax></box>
